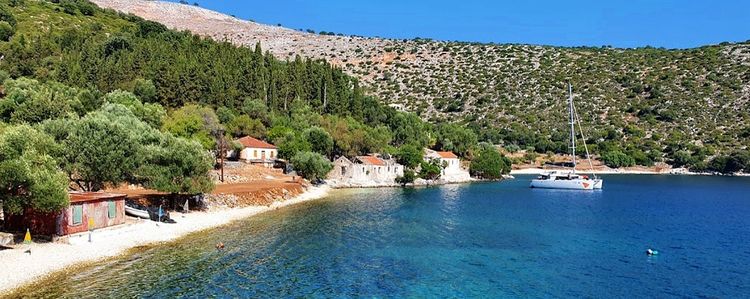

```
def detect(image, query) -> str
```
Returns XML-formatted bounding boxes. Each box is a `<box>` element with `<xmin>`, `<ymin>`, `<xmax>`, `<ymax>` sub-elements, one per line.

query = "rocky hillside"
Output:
<box><xmin>92</xmin><ymin>0</ymin><xmax>750</xmax><ymax>160</ymax></box>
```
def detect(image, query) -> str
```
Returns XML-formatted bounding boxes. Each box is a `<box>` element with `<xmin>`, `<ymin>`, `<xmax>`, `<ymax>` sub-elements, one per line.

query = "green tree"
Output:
<box><xmin>62</xmin><ymin>111</ymin><xmax>143</xmax><ymax>191</ymax></box>
<box><xmin>104</xmin><ymin>90</ymin><xmax>165</xmax><ymax>127</ymax></box>
<box><xmin>290</xmin><ymin>151</ymin><xmax>333</xmax><ymax>182</ymax></box>
<box><xmin>133</xmin><ymin>78</ymin><xmax>157</xmax><ymax>103</ymax></box>
<box><xmin>137</xmin><ymin>134</ymin><xmax>214</xmax><ymax>194</ymax></box>
<box><xmin>162</xmin><ymin>104</ymin><xmax>222</xmax><ymax>150</ymax></box>
<box><xmin>601</xmin><ymin>151</ymin><xmax>636</xmax><ymax>168</ymax></box>
<box><xmin>227</xmin><ymin>114</ymin><xmax>266</xmax><ymax>138</ymax></box>
<box><xmin>435</xmin><ymin>123</ymin><xmax>478</xmax><ymax>157</ymax></box>
<box><xmin>0</xmin><ymin>125</ymin><xmax>69</xmax><ymax>215</ymax></box>
<box><xmin>395</xmin><ymin>144</ymin><xmax>423</xmax><ymax>169</ymax></box>
<box><xmin>1</xmin><ymin>78</ymin><xmax>85</xmax><ymax>124</ymax></box>
<box><xmin>470</xmin><ymin>146</ymin><xmax>511</xmax><ymax>179</ymax></box>
<box><xmin>241</xmin><ymin>98</ymin><xmax>269</xmax><ymax>124</ymax></box>
<box><xmin>276</xmin><ymin>131</ymin><xmax>311</xmax><ymax>159</ymax></box>
<box><xmin>303</xmin><ymin>126</ymin><xmax>333</xmax><ymax>157</ymax></box>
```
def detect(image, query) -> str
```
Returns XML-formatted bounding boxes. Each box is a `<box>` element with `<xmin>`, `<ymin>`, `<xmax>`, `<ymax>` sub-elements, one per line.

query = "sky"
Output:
<box><xmin>178</xmin><ymin>0</ymin><xmax>750</xmax><ymax>49</ymax></box>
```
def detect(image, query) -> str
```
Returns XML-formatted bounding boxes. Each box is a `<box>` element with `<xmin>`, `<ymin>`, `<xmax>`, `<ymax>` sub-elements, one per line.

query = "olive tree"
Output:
<box><xmin>0</xmin><ymin>125</ymin><xmax>69</xmax><ymax>215</ymax></box>
<box><xmin>137</xmin><ymin>134</ymin><xmax>214</xmax><ymax>194</ymax></box>
<box><xmin>290</xmin><ymin>151</ymin><xmax>332</xmax><ymax>182</ymax></box>
<box><xmin>62</xmin><ymin>110</ymin><xmax>143</xmax><ymax>191</ymax></box>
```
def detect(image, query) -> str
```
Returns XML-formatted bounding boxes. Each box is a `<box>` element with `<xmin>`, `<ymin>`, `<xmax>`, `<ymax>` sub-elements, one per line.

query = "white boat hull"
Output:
<box><xmin>125</xmin><ymin>206</ymin><xmax>150</xmax><ymax>219</ymax></box>
<box><xmin>530</xmin><ymin>178</ymin><xmax>598</xmax><ymax>190</ymax></box>
<box><xmin>593</xmin><ymin>179</ymin><xmax>603</xmax><ymax>189</ymax></box>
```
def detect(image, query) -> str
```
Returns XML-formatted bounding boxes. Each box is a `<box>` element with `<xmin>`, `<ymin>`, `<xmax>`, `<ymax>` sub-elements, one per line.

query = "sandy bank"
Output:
<box><xmin>0</xmin><ymin>185</ymin><xmax>331</xmax><ymax>294</ymax></box>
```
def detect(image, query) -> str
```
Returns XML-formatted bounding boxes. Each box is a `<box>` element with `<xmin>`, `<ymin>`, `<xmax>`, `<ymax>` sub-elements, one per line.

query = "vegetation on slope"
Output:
<box><xmin>0</xmin><ymin>0</ymin><xmax>513</xmax><ymax>213</ymax></box>
<box><xmin>92</xmin><ymin>0</ymin><xmax>750</xmax><ymax>173</ymax></box>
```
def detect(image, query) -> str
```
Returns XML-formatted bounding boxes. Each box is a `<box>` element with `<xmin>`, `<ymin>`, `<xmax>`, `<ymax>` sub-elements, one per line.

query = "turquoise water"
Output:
<box><xmin>17</xmin><ymin>175</ymin><xmax>750</xmax><ymax>298</ymax></box>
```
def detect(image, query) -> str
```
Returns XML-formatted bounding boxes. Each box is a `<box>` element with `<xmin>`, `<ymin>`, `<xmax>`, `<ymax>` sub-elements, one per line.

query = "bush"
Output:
<box><xmin>0</xmin><ymin>5</ymin><xmax>17</xmax><ymax>27</ymax></box>
<box><xmin>707</xmin><ymin>151</ymin><xmax>750</xmax><ymax>174</ymax></box>
<box><xmin>395</xmin><ymin>169</ymin><xmax>416</xmax><ymax>186</ymax></box>
<box><xmin>0</xmin><ymin>21</ymin><xmax>14</xmax><ymax>41</ymax></box>
<box><xmin>60</xmin><ymin>0</ymin><xmax>78</xmax><ymax>15</ymax></box>
<box><xmin>77</xmin><ymin>1</ymin><xmax>96</xmax><ymax>16</ymax></box>
<box><xmin>291</xmin><ymin>151</ymin><xmax>332</xmax><ymax>182</ymax></box>
<box><xmin>601</xmin><ymin>151</ymin><xmax>635</xmax><ymax>168</ymax></box>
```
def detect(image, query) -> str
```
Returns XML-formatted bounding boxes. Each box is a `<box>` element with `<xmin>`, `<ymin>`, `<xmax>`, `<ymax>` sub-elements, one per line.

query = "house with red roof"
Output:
<box><xmin>234</xmin><ymin>136</ymin><xmax>278</xmax><ymax>168</ymax></box>
<box><xmin>327</xmin><ymin>154</ymin><xmax>404</xmax><ymax>187</ymax></box>
<box><xmin>424</xmin><ymin>148</ymin><xmax>471</xmax><ymax>180</ymax></box>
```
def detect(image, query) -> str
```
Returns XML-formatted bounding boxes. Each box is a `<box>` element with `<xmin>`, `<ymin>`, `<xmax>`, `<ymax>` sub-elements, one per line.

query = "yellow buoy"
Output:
<box><xmin>23</xmin><ymin>228</ymin><xmax>32</xmax><ymax>244</ymax></box>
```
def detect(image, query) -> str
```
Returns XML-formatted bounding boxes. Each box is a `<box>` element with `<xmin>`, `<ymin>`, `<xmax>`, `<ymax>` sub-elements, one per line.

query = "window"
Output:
<box><xmin>72</xmin><ymin>205</ymin><xmax>83</xmax><ymax>225</ymax></box>
<box><xmin>254</xmin><ymin>150</ymin><xmax>258</xmax><ymax>158</ymax></box>
<box><xmin>108</xmin><ymin>201</ymin><xmax>116</xmax><ymax>219</ymax></box>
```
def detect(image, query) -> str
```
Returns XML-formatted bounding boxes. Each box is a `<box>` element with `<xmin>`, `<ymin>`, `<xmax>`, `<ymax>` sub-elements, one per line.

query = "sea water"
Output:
<box><xmin>15</xmin><ymin>175</ymin><xmax>750</xmax><ymax>298</ymax></box>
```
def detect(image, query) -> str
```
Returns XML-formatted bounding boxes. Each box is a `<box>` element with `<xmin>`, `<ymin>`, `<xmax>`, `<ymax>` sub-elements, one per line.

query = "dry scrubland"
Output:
<box><xmin>93</xmin><ymin>0</ymin><xmax>750</xmax><ymax>156</ymax></box>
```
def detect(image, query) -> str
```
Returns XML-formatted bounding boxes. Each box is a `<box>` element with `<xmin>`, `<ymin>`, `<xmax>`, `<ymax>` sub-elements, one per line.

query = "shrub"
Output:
<box><xmin>395</xmin><ymin>169</ymin><xmax>416</xmax><ymax>186</ymax></box>
<box><xmin>0</xmin><ymin>21</ymin><xmax>14</xmax><ymax>41</ymax></box>
<box><xmin>419</xmin><ymin>159</ymin><xmax>442</xmax><ymax>180</ymax></box>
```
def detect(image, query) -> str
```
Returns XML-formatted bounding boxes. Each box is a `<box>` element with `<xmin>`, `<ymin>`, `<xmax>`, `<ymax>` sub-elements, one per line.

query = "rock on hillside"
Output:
<box><xmin>92</xmin><ymin>0</ymin><xmax>750</xmax><ymax>153</ymax></box>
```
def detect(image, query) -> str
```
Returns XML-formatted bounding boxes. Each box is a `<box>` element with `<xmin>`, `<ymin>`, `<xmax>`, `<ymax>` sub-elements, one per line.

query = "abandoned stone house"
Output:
<box><xmin>328</xmin><ymin>154</ymin><xmax>404</xmax><ymax>186</ymax></box>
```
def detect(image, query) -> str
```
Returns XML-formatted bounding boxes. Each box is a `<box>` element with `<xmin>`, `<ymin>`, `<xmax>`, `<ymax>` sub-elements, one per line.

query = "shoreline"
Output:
<box><xmin>509</xmin><ymin>167</ymin><xmax>750</xmax><ymax>176</ymax></box>
<box><xmin>0</xmin><ymin>185</ymin><xmax>332</xmax><ymax>294</ymax></box>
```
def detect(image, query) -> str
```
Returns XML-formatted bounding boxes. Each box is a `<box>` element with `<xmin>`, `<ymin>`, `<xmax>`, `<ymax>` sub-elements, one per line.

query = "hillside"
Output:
<box><xmin>91</xmin><ymin>0</ymin><xmax>750</xmax><ymax>169</ymax></box>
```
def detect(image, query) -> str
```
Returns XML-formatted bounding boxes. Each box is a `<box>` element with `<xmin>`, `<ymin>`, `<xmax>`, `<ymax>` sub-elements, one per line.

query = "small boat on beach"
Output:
<box><xmin>125</xmin><ymin>203</ymin><xmax>150</xmax><ymax>219</ymax></box>
<box><xmin>530</xmin><ymin>83</ymin><xmax>603</xmax><ymax>190</ymax></box>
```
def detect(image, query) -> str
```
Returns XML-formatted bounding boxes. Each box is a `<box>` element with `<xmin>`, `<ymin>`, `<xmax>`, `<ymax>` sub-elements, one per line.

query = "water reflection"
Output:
<box><xmin>13</xmin><ymin>176</ymin><xmax>750</xmax><ymax>298</ymax></box>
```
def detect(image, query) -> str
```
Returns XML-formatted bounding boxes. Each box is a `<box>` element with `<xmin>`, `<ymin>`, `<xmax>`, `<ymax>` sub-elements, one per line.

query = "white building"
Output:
<box><xmin>234</xmin><ymin>136</ymin><xmax>278</xmax><ymax>168</ymax></box>
<box><xmin>327</xmin><ymin>154</ymin><xmax>404</xmax><ymax>187</ymax></box>
<box><xmin>424</xmin><ymin>149</ymin><xmax>471</xmax><ymax>181</ymax></box>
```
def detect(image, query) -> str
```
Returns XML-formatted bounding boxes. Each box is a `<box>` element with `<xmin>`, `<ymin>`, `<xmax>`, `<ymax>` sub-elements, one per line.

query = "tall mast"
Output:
<box><xmin>568</xmin><ymin>83</ymin><xmax>576</xmax><ymax>172</ymax></box>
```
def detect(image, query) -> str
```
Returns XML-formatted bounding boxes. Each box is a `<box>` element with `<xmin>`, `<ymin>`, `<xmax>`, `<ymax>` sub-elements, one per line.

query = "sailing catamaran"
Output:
<box><xmin>530</xmin><ymin>84</ymin><xmax>603</xmax><ymax>190</ymax></box>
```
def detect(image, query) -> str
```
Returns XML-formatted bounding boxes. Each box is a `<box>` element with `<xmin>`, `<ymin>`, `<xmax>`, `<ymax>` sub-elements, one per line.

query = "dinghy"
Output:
<box><xmin>125</xmin><ymin>202</ymin><xmax>150</xmax><ymax>219</ymax></box>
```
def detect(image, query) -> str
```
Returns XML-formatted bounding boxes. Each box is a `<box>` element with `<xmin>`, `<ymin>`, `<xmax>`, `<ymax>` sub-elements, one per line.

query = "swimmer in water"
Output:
<box><xmin>646</xmin><ymin>248</ymin><xmax>658</xmax><ymax>256</ymax></box>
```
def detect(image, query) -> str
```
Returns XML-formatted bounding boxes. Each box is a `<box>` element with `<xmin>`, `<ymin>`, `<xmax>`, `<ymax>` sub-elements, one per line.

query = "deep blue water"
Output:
<box><xmin>19</xmin><ymin>175</ymin><xmax>750</xmax><ymax>298</ymax></box>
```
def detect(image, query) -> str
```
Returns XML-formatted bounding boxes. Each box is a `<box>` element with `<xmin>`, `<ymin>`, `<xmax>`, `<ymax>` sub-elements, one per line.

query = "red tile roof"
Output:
<box><xmin>436</xmin><ymin>151</ymin><xmax>458</xmax><ymax>159</ymax></box>
<box><xmin>236</xmin><ymin>136</ymin><xmax>276</xmax><ymax>149</ymax></box>
<box><xmin>69</xmin><ymin>192</ymin><xmax>126</xmax><ymax>203</ymax></box>
<box><xmin>356</xmin><ymin>156</ymin><xmax>385</xmax><ymax>166</ymax></box>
